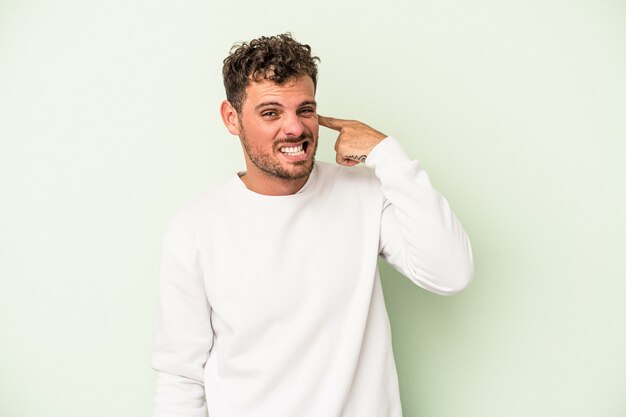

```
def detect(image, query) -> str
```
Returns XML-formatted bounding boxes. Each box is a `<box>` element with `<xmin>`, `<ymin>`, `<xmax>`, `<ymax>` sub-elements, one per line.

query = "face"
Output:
<box><xmin>225</xmin><ymin>76</ymin><xmax>319</xmax><ymax>183</ymax></box>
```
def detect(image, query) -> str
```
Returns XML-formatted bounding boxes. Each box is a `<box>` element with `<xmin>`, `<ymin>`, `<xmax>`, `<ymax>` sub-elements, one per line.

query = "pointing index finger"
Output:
<box><xmin>318</xmin><ymin>115</ymin><xmax>348</xmax><ymax>131</ymax></box>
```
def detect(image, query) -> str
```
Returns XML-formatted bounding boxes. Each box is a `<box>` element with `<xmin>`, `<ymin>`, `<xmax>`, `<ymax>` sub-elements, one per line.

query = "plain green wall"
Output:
<box><xmin>1</xmin><ymin>0</ymin><xmax>625</xmax><ymax>416</ymax></box>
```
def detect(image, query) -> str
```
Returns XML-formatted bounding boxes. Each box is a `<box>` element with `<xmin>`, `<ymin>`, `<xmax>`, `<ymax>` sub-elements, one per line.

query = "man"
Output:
<box><xmin>152</xmin><ymin>33</ymin><xmax>473</xmax><ymax>417</ymax></box>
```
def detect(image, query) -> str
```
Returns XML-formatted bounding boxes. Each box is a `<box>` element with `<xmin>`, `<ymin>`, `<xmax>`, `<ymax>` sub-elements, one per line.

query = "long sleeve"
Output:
<box><xmin>152</xmin><ymin>212</ymin><xmax>213</xmax><ymax>417</ymax></box>
<box><xmin>365</xmin><ymin>137</ymin><xmax>474</xmax><ymax>295</ymax></box>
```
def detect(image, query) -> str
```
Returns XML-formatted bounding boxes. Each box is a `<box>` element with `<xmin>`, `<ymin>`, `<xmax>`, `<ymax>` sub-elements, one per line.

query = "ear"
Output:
<box><xmin>220</xmin><ymin>100</ymin><xmax>241</xmax><ymax>136</ymax></box>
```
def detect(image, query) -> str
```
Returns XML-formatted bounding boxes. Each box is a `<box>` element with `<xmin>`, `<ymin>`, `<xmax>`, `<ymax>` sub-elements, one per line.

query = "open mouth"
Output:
<box><xmin>279</xmin><ymin>141</ymin><xmax>309</xmax><ymax>157</ymax></box>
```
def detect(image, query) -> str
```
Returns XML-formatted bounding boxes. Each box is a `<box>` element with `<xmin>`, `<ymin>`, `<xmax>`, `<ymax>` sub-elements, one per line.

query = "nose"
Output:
<box><xmin>281</xmin><ymin>113</ymin><xmax>305</xmax><ymax>138</ymax></box>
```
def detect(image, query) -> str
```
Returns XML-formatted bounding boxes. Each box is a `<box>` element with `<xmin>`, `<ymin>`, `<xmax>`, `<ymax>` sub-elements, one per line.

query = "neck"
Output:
<box><xmin>239</xmin><ymin>170</ymin><xmax>310</xmax><ymax>196</ymax></box>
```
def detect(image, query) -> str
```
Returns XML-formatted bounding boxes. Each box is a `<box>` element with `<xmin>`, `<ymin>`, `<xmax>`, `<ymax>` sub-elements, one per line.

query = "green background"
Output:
<box><xmin>1</xmin><ymin>0</ymin><xmax>625</xmax><ymax>416</ymax></box>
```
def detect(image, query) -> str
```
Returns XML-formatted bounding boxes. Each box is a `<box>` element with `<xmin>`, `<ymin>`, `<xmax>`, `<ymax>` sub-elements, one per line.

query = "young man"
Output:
<box><xmin>153</xmin><ymin>33</ymin><xmax>473</xmax><ymax>417</ymax></box>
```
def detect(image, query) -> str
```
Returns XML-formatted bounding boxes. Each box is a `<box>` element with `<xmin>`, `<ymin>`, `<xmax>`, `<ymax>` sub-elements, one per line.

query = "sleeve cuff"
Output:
<box><xmin>364</xmin><ymin>136</ymin><xmax>412</xmax><ymax>169</ymax></box>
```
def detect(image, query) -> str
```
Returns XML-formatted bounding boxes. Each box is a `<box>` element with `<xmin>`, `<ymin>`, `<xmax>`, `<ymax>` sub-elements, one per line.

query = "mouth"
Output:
<box><xmin>277</xmin><ymin>140</ymin><xmax>311</xmax><ymax>161</ymax></box>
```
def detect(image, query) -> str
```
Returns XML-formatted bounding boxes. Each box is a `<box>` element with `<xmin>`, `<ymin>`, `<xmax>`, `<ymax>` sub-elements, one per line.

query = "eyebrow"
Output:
<box><xmin>255</xmin><ymin>100</ymin><xmax>317</xmax><ymax>111</ymax></box>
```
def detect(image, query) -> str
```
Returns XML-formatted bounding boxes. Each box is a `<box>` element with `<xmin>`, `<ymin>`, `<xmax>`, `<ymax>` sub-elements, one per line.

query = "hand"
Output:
<box><xmin>318</xmin><ymin>115</ymin><xmax>387</xmax><ymax>167</ymax></box>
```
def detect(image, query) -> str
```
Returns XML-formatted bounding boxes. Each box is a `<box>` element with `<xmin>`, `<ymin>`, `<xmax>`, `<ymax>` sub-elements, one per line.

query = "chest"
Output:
<box><xmin>197</xmin><ymin>185</ymin><xmax>383</xmax><ymax>334</ymax></box>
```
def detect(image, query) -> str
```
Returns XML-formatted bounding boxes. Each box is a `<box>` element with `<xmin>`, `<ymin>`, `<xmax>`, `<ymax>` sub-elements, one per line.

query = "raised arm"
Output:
<box><xmin>319</xmin><ymin>115</ymin><xmax>474</xmax><ymax>295</ymax></box>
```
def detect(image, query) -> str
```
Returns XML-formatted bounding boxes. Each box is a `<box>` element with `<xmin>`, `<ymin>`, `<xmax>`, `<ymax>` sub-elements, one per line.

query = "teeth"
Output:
<box><xmin>280</xmin><ymin>144</ymin><xmax>304</xmax><ymax>156</ymax></box>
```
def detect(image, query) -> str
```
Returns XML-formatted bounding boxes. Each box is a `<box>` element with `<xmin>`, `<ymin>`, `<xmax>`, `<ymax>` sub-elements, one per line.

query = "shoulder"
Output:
<box><xmin>162</xmin><ymin>176</ymin><xmax>238</xmax><ymax>240</ymax></box>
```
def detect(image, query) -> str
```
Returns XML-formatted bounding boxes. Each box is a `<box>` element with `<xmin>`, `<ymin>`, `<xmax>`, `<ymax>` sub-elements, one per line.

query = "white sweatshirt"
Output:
<box><xmin>152</xmin><ymin>137</ymin><xmax>474</xmax><ymax>417</ymax></box>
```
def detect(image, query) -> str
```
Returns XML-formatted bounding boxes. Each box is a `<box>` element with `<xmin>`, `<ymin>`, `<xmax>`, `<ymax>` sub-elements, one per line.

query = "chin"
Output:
<box><xmin>278</xmin><ymin>159</ymin><xmax>315</xmax><ymax>181</ymax></box>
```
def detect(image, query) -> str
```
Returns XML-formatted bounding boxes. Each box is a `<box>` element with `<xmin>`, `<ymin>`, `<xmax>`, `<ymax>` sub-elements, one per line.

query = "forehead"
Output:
<box><xmin>243</xmin><ymin>76</ymin><xmax>315</xmax><ymax>107</ymax></box>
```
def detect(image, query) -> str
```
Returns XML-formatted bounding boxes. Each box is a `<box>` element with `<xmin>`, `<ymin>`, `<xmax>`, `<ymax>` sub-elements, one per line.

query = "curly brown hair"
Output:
<box><xmin>222</xmin><ymin>33</ymin><xmax>320</xmax><ymax>112</ymax></box>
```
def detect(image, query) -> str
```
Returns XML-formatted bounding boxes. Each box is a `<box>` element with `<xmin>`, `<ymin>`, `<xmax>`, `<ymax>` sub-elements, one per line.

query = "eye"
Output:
<box><xmin>298</xmin><ymin>107</ymin><xmax>316</xmax><ymax>116</ymax></box>
<box><xmin>261</xmin><ymin>110</ymin><xmax>278</xmax><ymax>118</ymax></box>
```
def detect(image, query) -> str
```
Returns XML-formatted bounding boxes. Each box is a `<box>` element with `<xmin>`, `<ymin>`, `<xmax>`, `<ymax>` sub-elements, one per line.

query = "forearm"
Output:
<box><xmin>153</xmin><ymin>371</ymin><xmax>207</xmax><ymax>417</ymax></box>
<box><xmin>152</xmin><ymin>213</ymin><xmax>213</xmax><ymax>416</ymax></box>
<box><xmin>367</xmin><ymin>137</ymin><xmax>474</xmax><ymax>295</ymax></box>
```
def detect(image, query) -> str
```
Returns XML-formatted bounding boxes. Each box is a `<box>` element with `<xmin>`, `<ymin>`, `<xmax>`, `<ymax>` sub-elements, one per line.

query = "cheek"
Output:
<box><xmin>244</xmin><ymin>122</ymin><xmax>280</xmax><ymax>143</ymax></box>
<box><xmin>305</xmin><ymin>120</ymin><xmax>320</xmax><ymax>136</ymax></box>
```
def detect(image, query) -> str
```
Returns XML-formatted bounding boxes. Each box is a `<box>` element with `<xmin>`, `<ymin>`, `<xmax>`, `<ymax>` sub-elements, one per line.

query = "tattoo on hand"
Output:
<box><xmin>346</xmin><ymin>155</ymin><xmax>367</xmax><ymax>162</ymax></box>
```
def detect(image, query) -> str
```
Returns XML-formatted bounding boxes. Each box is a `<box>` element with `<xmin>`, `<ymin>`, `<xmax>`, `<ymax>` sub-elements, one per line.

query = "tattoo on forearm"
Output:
<box><xmin>346</xmin><ymin>155</ymin><xmax>367</xmax><ymax>162</ymax></box>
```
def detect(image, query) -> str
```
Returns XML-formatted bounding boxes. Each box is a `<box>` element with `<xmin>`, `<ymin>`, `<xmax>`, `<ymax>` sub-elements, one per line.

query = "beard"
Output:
<box><xmin>240</xmin><ymin>130</ymin><xmax>318</xmax><ymax>181</ymax></box>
